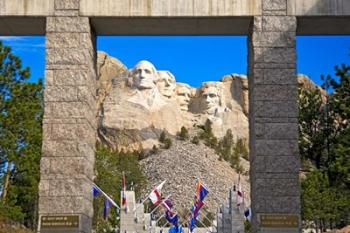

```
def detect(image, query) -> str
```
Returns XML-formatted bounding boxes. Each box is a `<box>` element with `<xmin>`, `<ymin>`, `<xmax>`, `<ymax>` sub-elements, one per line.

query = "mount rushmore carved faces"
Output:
<box><xmin>158</xmin><ymin>71</ymin><xmax>176</xmax><ymax>98</ymax></box>
<box><xmin>99</xmin><ymin>53</ymin><xmax>249</xmax><ymax>148</ymax></box>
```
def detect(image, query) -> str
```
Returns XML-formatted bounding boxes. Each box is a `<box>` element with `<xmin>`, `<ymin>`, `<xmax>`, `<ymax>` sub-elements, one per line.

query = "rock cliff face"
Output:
<box><xmin>96</xmin><ymin>51</ymin><xmax>251</xmax><ymax>211</ymax></box>
<box><xmin>297</xmin><ymin>74</ymin><xmax>328</xmax><ymax>101</ymax></box>
<box><xmin>97</xmin><ymin>51</ymin><xmax>128</xmax><ymax>108</ymax></box>
<box><xmin>97</xmin><ymin>51</ymin><xmax>249</xmax><ymax>151</ymax></box>
<box><xmin>96</xmin><ymin>52</ymin><xmax>327</xmax><ymax>213</ymax></box>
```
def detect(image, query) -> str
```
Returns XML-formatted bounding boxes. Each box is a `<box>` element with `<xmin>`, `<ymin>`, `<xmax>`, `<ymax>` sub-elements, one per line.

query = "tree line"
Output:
<box><xmin>299</xmin><ymin>64</ymin><xmax>350</xmax><ymax>231</ymax></box>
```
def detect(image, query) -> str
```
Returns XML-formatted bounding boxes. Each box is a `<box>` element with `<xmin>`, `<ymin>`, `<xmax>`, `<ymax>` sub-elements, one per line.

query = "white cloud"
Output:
<box><xmin>0</xmin><ymin>36</ymin><xmax>26</xmax><ymax>42</ymax></box>
<box><xmin>0</xmin><ymin>36</ymin><xmax>45</xmax><ymax>52</ymax></box>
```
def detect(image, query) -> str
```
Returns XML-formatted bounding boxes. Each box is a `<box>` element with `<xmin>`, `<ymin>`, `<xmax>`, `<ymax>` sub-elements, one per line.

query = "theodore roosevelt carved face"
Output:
<box><xmin>176</xmin><ymin>83</ymin><xmax>192</xmax><ymax>111</ymax></box>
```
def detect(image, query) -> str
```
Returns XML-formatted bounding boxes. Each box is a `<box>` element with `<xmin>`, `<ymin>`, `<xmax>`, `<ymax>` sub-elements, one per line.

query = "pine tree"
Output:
<box><xmin>0</xmin><ymin>40</ymin><xmax>43</xmax><ymax>229</ymax></box>
<box><xmin>325</xmin><ymin>64</ymin><xmax>350</xmax><ymax>227</ymax></box>
<box><xmin>93</xmin><ymin>144</ymin><xmax>148</xmax><ymax>232</ymax></box>
<box><xmin>179</xmin><ymin>126</ymin><xmax>189</xmax><ymax>140</ymax></box>
<box><xmin>198</xmin><ymin>119</ymin><xmax>218</xmax><ymax>148</ymax></box>
<box><xmin>299</xmin><ymin>62</ymin><xmax>350</xmax><ymax>229</ymax></box>
<box><xmin>298</xmin><ymin>87</ymin><xmax>329</xmax><ymax>169</ymax></box>
<box><xmin>191</xmin><ymin>136</ymin><xmax>199</xmax><ymax>145</ymax></box>
<box><xmin>159</xmin><ymin>131</ymin><xmax>166</xmax><ymax>143</ymax></box>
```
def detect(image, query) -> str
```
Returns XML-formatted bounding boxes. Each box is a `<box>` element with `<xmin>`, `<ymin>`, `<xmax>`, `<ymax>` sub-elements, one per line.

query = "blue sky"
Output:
<box><xmin>0</xmin><ymin>35</ymin><xmax>349</xmax><ymax>87</ymax></box>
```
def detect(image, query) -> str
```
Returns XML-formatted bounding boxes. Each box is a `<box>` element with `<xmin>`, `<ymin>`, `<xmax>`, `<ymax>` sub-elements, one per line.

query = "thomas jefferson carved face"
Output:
<box><xmin>132</xmin><ymin>61</ymin><xmax>157</xmax><ymax>90</ymax></box>
<box><xmin>158</xmin><ymin>71</ymin><xmax>176</xmax><ymax>98</ymax></box>
<box><xmin>176</xmin><ymin>84</ymin><xmax>192</xmax><ymax>111</ymax></box>
<box><xmin>202</xmin><ymin>86</ymin><xmax>221</xmax><ymax>115</ymax></box>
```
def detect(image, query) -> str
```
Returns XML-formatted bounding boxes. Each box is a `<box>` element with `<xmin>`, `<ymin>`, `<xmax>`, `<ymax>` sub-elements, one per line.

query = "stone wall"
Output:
<box><xmin>38</xmin><ymin>0</ymin><xmax>97</xmax><ymax>233</ymax></box>
<box><xmin>248</xmin><ymin>0</ymin><xmax>300</xmax><ymax>232</ymax></box>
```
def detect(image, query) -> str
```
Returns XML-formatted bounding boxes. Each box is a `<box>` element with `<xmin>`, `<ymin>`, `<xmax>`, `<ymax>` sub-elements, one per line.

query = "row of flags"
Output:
<box><xmin>93</xmin><ymin>173</ymin><xmax>250</xmax><ymax>229</ymax></box>
<box><xmin>92</xmin><ymin>172</ymin><xmax>169</xmax><ymax>221</ymax></box>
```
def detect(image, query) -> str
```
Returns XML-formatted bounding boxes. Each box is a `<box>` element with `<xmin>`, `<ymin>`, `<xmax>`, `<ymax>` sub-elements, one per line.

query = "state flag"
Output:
<box><xmin>149</xmin><ymin>180</ymin><xmax>166</xmax><ymax>205</ymax></box>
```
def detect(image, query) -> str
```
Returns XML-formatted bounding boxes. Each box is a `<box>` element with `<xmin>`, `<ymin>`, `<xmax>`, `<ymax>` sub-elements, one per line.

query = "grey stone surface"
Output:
<box><xmin>263</xmin><ymin>0</ymin><xmax>287</xmax><ymax>11</ymax></box>
<box><xmin>255</xmin><ymin>139</ymin><xmax>299</xmax><ymax>156</ymax></box>
<box><xmin>262</xmin><ymin>0</ymin><xmax>287</xmax><ymax>12</ymax></box>
<box><xmin>44</xmin><ymin>86</ymin><xmax>78</xmax><ymax>102</ymax></box>
<box><xmin>254</xmin><ymin>85</ymin><xmax>297</xmax><ymax>101</ymax></box>
<box><xmin>46</xmin><ymin>33</ymin><xmax>92</xmax><ymax>48</ymax></box>
<box><xmin>55</xmin><ymin>0</ymin><xmax>79</xmax><ymax>10</ymax></box>
<box><xmin>248</xmin><ymin>1</ymin><xmax>300</xmax><ymax>232</ymax></box>
<box><xmin>46</xmin><ymin>48</ymin><xmax>92</xmax><ymax>65</ymax></box>
<box><xmin>262</xmin><ymin>16</ymin><xmax>297</xmax><ymax>31</ymax></box>
<box><xmin>288</xmin><ymin>0</ymin><xmax>350</xmax><ymax>16</ymax></box>
<box><xmin>38</xmin><ymin>2</ymin><xmax>96</xmax><ymax>233</ymax></box>
<box><xmin>254</xmin><ymin>100</ymin><xmax>298</xmax><ymax>118</ymax></box>
<box><xmin>218</xmin><ymin>187</ymin><xmax>246</xmax><ymax>233</ymax></box>
<box><xmin>253</xmin><ymin>156</ymin><xmax>299</xmax><ymax>173</ymax></box>
<box><xmin>253</xmin><ymin>69</ymin><xmax>296</xmax><ymax>85</ymax></box>
<box><xmin>1</xmin><ymin>0</ymin><xmax>350</xmax><ymax>17</ymax></box>
<box><xmin>54</xmin><ymin>9</ymin><xmax>79</xmax><ymax>16</ymax></box>
<box><xmin>255</xmin><ymin>122</ymin><xmax>298</xmax><ymax>139</ymax></box>
<box><xmin>254</xmin><ymin>62</ymin><xmax>296</xmax><ymax>69</ymax></box>
<box><xmin>262</xmin><ymin>47</ymin><xmax>296</xmax><ymax>63</ymax></box>
<box><xmin>252</xmin><ymin>31</ymin><xmax>295</xmax><ymax>47</ymax></box>
<box><xmin>79</xmin><ymin>0</ymin><xmax>261</xmax><ymax>16</ymax></box>
<box><xmin>256</xmin><ymin>178</ymin><xmax>299</xmax><ymax>196</ymax></box>
<box><xmin>0</xmin><ymin>0</ymin><xmax>54</xmax><ymax>16</ymax></box>
<box><xmin>39</xmin><ymin>196</ymin><xmax>93</xmax><ymax>216</ymax></box>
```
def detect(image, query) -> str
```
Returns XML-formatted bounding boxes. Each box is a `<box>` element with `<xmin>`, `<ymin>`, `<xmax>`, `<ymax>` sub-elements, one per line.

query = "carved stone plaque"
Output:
<box><xmin>40</xmin><ymin>215</ymin><xmax>79</xmax><ymax>233</ymax></box>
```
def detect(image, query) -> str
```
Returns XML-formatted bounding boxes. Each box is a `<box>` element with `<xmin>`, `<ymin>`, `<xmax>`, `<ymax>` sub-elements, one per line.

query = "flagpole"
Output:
<box><xmin>242</xmin><ymin>190</ymin><xmax>245</xmax><ymax>213</ymax></box>
<box><xmin>162</xmin><ymin>221</ymin><xmax>169</xmax><ymax>228</ymax></box>
<box><xmin>155</xmin><ymin>214</ymin><xmax>164</xmax><ymax>224</ymax></box>
<box><xmin>93</xmin><ymin>183</ymin><xmax>120</xmax><ymax>209</ymax></box>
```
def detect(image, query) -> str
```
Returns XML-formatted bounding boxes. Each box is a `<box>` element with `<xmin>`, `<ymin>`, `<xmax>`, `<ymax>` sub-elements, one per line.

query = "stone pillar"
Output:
<box><xmin>248</xmin><ymin>0</ymin><xmax>300</xmax><ymax>232</ymax></box>
<box><xmin>38</xmin><ymin>1</ymin><xmax>97</xmax><ymax>232</ymax></box>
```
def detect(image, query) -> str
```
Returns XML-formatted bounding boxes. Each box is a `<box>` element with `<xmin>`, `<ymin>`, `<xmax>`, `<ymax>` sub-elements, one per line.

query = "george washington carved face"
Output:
<box><xmin>132</xmin><ymin>60</ymin><xmax>158</xmax><ymax>90</ymax></box>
